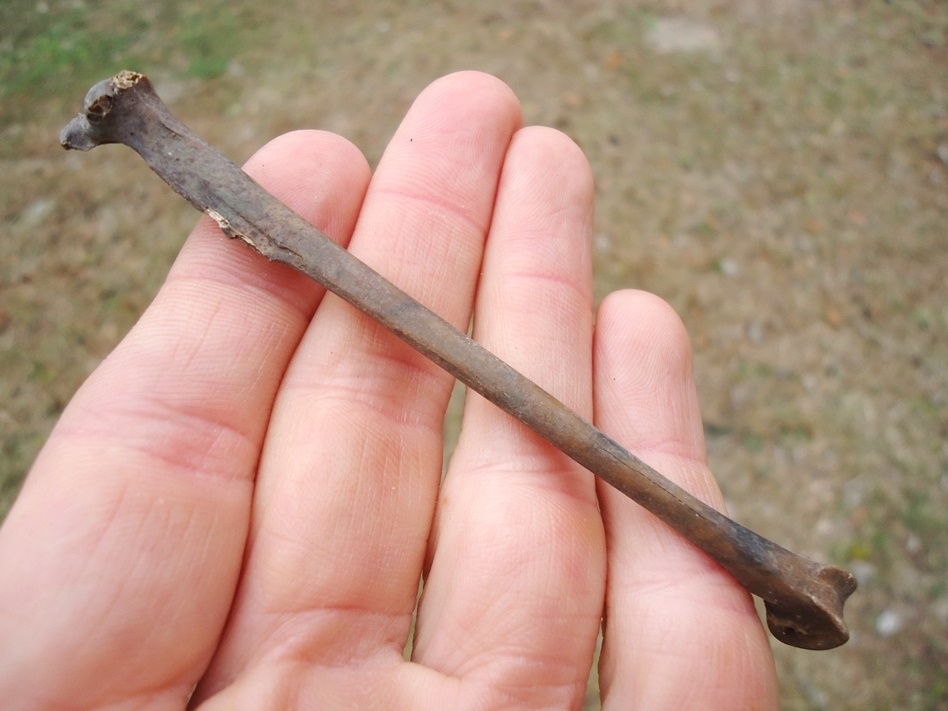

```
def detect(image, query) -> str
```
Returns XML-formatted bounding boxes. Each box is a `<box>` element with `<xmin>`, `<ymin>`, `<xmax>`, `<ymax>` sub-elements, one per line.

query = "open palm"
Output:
<box><xmin>0</xmin><ymin>72</ymin><xmax>777</xmax><ymax>710</ymax></box>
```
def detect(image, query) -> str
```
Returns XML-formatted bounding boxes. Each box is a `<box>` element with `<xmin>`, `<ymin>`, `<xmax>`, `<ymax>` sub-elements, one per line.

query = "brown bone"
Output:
<box><xmin>60</xmin><ymin>71</ymin><xmax>856</xmax><ymax>650</ymax></box>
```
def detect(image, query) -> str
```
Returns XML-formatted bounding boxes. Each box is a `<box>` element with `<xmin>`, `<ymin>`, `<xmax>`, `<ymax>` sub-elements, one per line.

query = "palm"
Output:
<box><xmin>0</xmin><ymin>72</ymin><xmax>777</xmax><ymax>710</ymax></box>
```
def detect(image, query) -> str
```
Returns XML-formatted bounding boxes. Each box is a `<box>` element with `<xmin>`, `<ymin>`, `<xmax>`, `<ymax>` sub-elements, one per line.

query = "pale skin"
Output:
<box><xmin>0</xmin><ymin>72</ymin><xmax>779</xmax><ymax>709</ymax></box>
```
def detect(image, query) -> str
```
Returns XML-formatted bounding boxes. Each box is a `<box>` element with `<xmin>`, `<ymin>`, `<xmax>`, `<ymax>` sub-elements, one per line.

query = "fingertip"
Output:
<box><xmin>505</xmin><ymin>125</ymin><xmax>594</xmax><ymax>213</ymax></box>
<box><xmin>420</xmin><ymin>70</ymin><xmax>523</xmax><ymax>127</ymax></box>
<box><xmin>594</xmin><ymin>291</ymin><xmax>699</xmax><ymax>448</ymax></box>
<box><xmin>374</xmin><ymin>72</ymin><xmax>522</xmax><ymax>181</ymax></box>
<box><xmin>595</xmin><ymin>289</ymin><xmax>694</xmax><ymax>386</ymax></box>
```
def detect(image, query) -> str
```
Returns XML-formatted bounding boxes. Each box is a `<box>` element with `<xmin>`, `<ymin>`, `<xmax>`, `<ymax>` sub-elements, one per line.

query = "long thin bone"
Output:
<box><xmin>60</xmin><ymin>71</ymin><xmax>856</xmax><ymax>650</ymax></box>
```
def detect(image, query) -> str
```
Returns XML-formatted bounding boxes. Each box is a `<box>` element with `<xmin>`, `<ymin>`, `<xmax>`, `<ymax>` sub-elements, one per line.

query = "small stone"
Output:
<box><xmin>718</xmin><ymin>257</ymin><xmax>740</xmax><ymax>277</ymax></box>
<box><xmin>602</xmin><ymin>50</ymin><xmax>623</xmax><ymax>70</ymax></box>
<box><xmin>645</xmin><ymin>17</ymin><xmax>721</xmax><ymax>55</ymax></box>
<box><xmin>746</xmin><ymin>319</ymin><xmax>764</xmax><ymax>343</ymax></box>
<box><xmin>905</xmin><ymin>533</ymin><xmax>922</xmax><ymax>554</ymax></box>
<box><xmin>824</xmin><ymin>306</ymin><xmax>843</xmax><ymax>328</ymax></box>
<box><xmin>562</xmin><ymin>90</ymin><xmax>583</xmax><ymax>109</ymax></box>
<box><xmin>850</xmin><ymin>560</ymin><xmax>876</xmax><ymax>586</ymax></box>
<box><xmin>16</xmin><ymin>198</ymin><xmax>55</xmax><ymax>231</ymax></box>
<box><xmin>594</xmin><ymin>233</ymin><xmax>612</xmax><ymax>253</ymax></box>
<box><xmin>875</xmin><ymin>609</ymin><xmax>903</xmax><ymax>637</ymax></box>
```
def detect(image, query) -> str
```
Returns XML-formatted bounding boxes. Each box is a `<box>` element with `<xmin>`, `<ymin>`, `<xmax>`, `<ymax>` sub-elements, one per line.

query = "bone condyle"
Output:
<box><xmin>60</xmin><ymin>70</ymin><xmax>856</xmax><ymax>650</ymax></box>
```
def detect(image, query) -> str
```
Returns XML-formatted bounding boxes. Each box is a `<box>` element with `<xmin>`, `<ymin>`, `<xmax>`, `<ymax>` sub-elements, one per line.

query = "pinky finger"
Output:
<box><xmin>592</xmin><ymin>290</ymin><xmax>779</xmax><ymax>710</ymax></box>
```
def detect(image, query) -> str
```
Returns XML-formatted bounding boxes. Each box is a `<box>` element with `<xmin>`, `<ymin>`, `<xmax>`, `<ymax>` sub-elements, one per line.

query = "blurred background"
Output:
<box><xmin>1</xmin><ymin>1</ymin><xmax>946</xmax><ymax>708</ymax></box>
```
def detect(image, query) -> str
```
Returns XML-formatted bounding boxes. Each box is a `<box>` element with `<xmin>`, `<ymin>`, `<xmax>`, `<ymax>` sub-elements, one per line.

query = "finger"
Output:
<box><xmin>0</xmin><ymin>131</ymin><xmax>370</xmax><ymax>708</ymax></box>
<box><xmin>412</xmin><ymin>127</ymin><xmax>604</xmax><ymax>708</ymax></box>
<box><xmin>192</xmin><ymin>72</ymin><xmax>523</xmax><ymax>698</ymax></box>
<box><xmin>592</xmin><ymin>291</ymin><xmax>779</xmax><ymax>709</ymax></box>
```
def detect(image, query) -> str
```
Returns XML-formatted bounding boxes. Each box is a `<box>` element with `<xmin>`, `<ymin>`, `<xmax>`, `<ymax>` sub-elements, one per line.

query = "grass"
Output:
<box><xmin>0</xmin><ymin>0</ymin><xmax>257</xmax><ymax>117</ymax></box>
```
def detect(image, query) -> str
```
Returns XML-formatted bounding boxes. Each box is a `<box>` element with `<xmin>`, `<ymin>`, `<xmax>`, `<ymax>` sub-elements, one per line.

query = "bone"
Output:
<box><xmin>60</xmin><ymin>71</ymin><xmax>856</xmax><ymax>650</ymax></box>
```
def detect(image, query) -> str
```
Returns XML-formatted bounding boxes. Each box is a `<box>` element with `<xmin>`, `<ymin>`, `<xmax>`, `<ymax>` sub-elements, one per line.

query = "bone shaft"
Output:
<box><xmin>59</xmin><ymin>72</ymin><xmax>856</xmax><ymax>650</ymax></box>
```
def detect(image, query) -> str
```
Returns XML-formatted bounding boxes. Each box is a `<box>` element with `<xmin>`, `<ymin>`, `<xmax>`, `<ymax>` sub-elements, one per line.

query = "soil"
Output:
<box><xmin>2</xmin><ymin>1</ymin><xmax>946</xmax><ymax>708</ymax></box>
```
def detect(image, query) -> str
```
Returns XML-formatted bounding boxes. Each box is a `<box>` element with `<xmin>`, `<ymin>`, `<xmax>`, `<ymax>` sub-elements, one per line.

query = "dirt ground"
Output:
<box><xmin>2</xmin><ymin>1</ymin><xmax>946</xmax><ymax>708</ymax></box>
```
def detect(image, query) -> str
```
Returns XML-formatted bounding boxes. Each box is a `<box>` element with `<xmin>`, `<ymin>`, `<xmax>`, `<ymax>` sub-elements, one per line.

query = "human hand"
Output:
<box><xmin>0</xmin><ymin>72</ymin><xmax>778</xmax><ymax>709</ymax></box>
